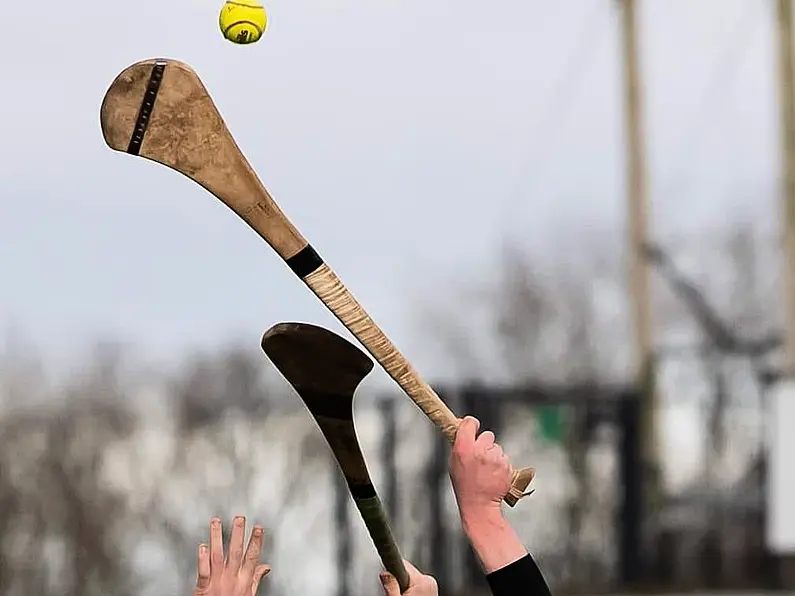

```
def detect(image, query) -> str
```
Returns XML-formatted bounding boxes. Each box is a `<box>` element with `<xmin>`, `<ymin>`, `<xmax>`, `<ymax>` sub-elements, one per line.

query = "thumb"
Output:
<box><xmin>251</xmin><ymin>565</ymin><xmax>271</xmax><ymax>596</ymax></box>
<box><xmin>453</xmin><ymin>416</ymin><xmax>480</xmax><ymax>452</ymax></box>
<box><xmin>380</xmin><ymin>572</ymin><xmax>400</xmax><ymax>596</ymax></box>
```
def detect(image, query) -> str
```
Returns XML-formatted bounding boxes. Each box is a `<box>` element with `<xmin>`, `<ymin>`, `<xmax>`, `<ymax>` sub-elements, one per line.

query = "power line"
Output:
<box><xmin>502</xmin><ymin>0</ymin><xmax>610</xmax><ymax>219</ymax></box>
<box><xmin>661</xmin><ymin>0</ymin><xmax>763</xmax><ymax>198</ymax></box>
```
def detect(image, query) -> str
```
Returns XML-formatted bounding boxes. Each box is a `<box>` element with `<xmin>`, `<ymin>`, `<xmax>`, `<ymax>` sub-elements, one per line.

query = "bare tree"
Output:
<box><xmin>419</xmin><ymin>229</ymin><xmax>626</xmax><ymax>589</ymax></box>
<box><xmin>106</xmin><ymin>347</ymin><xmax>333</xmax><ymax>596</ymax></box>
<box><xmin>174</xmin><ymin>347</ymin><xmax>278</xmax><ymax>431</ymax></box>
<box><xmin>0</xmin><ymin>338</ymin><xmax>339</xmax><ymax>596</ymax></box>
<box><xmin>419</xmin><ymin>216</ymin><xmax>779</xmax><ymax>589</ymax></box>
<box><xmin>0</xmin><ymin>346</ymin><xmax>139</xmax><ymax>596</ymax></box>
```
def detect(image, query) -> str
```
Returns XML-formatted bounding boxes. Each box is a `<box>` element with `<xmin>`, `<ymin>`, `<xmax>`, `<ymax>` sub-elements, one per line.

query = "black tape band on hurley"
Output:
<box><xmin>127</xmin><ymin>61</ymin><xmax>166</xmax><ymax>155</ymax></box>
<box><xmin>299</xmin><ymin>390</ymin><xmax>353</xmax><ymax>420</ymax></box>
<box><xmin>348</xmin><ymin>482</ymin><xmax>377</xmax><ymax>500</ymax></box>
<box><xmin>285</xmin><ymin>245</ymin><xmax>324</xmax><ymax>277</ymax></box>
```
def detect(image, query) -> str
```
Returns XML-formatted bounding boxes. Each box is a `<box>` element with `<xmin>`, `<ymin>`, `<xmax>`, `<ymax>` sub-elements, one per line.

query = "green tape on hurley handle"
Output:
<box><xmin>354</xmin><ymin>495</ymin><xmax>409</xmax><ymax>592</ymax></box>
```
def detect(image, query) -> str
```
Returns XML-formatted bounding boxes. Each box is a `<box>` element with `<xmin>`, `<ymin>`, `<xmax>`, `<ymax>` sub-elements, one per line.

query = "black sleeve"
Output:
<box><xmin>485</xmin><ymin>554</ymin><xmax>552</xmax><ymax>596</ymax></box>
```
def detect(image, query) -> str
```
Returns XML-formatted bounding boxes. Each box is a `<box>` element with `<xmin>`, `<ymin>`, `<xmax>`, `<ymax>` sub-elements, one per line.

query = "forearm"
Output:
<box><xmin>461</xmin><ymin>509</ymin><xmax>552</xmax><ymax>596</ymax></box>
<box><xmin>460</xmin><ymin>508</ymin><xmax>527</xmax><ymax>573</ymax></box>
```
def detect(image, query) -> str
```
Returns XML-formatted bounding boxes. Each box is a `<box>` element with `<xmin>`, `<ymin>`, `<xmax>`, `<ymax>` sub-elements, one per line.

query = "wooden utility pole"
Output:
<box><xmin>775</xmin><ymin>1</ymin><xmax>795</xmax><ymax>587</ymax></box>
<box><xmin>619</xmin><ymin>0</ymin><xmax>659</xmax><ymax>501</ymax></box>
<box><xmin>778</xmin><ymin>0</ymin><xmax>795</xmax><ymax>375</ymax></box>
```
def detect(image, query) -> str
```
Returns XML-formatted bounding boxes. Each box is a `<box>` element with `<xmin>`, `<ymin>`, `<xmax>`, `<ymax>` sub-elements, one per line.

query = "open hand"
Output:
<box><xmin>194</xmin><ymin>516</ymin><xmax>271</xmax><ymax>596</ymax></box>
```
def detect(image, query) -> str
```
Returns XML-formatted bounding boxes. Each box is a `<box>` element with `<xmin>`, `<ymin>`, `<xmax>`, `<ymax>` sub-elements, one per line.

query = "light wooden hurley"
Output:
<box><xmin>99</xmin><ymin>58</ymin><xmax>535</xmax><ymax>505</ymax></box>
<box><xmin>262</xmin><ymin>322</ymin><xmax>409</xmax><ymax>593</ymax></box>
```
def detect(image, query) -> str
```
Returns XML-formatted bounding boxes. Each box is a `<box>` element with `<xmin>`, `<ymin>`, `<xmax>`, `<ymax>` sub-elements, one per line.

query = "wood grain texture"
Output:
<box><xmin>261</xmin><ymin>322</ymin><xmax>409</xmax><ymax>592</ymax></box>
<box><xmin>100</xmin><ymin>59</ymin><xmax>307</xmax><ymax>259</ymax></box>
<box><xmin>100</xmin><ymin>58</ymin><xmax>535</xmax><ymax>506</ymax></box>
<box><xmin>303</xmin><ymin>266</ymin><xmax>536</xmax><ymax>505</ymax></box>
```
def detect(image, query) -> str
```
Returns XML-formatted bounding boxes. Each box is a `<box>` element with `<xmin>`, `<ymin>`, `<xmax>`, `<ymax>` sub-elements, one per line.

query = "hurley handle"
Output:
<box><xmin>302</xmin><ymin>265</ymin><xmax>536</xmax><ymax>505</ymax></box>
<box><xmin>354</xmin><ymin>494</ymin><xmax>410</xmax><ymax>591</ymax></box>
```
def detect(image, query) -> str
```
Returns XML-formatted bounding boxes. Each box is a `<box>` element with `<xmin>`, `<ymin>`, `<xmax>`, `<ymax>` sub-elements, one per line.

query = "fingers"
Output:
<box><xmin>484</xmin><ymin>441</ymin><xmax>510</xmax><ymax>473</ymax></box>
<box><xmin>475</xmin><ymin>430</ymin><xmax>495</xmax><ymax>449</ymax></box>
<box><xmin>240</xmin><ymin>525</ymin><xmax>264</xmax><ymax>580</ymax></box>
<box><xmin>379</xmin><ymin>572</ymin><xmax>399</xmax><ymax>596</ymax></box>
<box><xmin>404</xmin><ymin>559</ymin><xmax>436</xmax><ymax>587</ymax></box>
<box><xmin>210</xmin><ymin>518</ymin><xmax>224</xmax><ymax>573</ymax></box>
<box><xmin>487</xmin><ymin>442</ymin><xmax>504</xmax><ymax>458</ymax></box>
<box><xmin>401</xmin><ymin>560</ymin><xmax>438</xmax><ymax>594</ymax></box>
<box><xmin>381</xmin><ymin>560</ymin><xmax>438</xmax><ymax>595</ymax></box>
<box><xmin>227</xmin><ymin>516</ymin><xmax>246</xmax><ymax>570</ymax></box>
<box><xmin>250</xmin><ymin>564</ymin><xmax>271</xmax><ymax>596</ymax></box>
<box><xmin>195</xmin><ymin>544</ymin><xmax>211</xmax><ymax>594</ymax></box>
<box><xmin>453</xmin><ymin>416</ymin><xmax>480</xmax><ymax>453</ymax></box>
<box><xmin>381</xmin><ymin>559</ymin><xmax>422</xmax><ymax>595</ymax></box>
<box><xmin>402</xmin><ymin>559</ymin><xmax>423</xmax><ymax>578</ymax></box>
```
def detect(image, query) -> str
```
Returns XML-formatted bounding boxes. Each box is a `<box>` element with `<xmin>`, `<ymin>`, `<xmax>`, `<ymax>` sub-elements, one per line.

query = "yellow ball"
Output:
<box><xmin>219</xmin><ymin>0</ymin><xmax>267</xmax><ymax>45</ymax></box>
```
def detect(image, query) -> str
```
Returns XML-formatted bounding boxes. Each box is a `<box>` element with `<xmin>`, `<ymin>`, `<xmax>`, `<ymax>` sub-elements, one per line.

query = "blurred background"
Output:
<box><xmin>2</xmin><ymin>0</ymin><xmax>795</xmax><ymax>595</ymax></box>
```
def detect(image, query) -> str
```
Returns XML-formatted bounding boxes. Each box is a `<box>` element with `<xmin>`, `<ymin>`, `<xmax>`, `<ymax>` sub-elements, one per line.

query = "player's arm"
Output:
<box><xmin>461</xmin><ymin>509</ymin><xmax>550</xmax><ymax>596</ymax></box>
<box><xmin>450</xmin><ymin>417</ymin><xmax>552</xmax><ymax>596</ymax></box>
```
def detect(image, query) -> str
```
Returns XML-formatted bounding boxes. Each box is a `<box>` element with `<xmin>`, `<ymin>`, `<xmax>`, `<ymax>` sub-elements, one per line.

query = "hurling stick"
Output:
<box><xmin>261</xmin><ymin>322</ymin><xmax>409</xmax><ymax>592</ymax></box>
<box><xmin>99</xmin><ymin>59</ymin><xmax>534</xmax><ymax>505</ymax></box>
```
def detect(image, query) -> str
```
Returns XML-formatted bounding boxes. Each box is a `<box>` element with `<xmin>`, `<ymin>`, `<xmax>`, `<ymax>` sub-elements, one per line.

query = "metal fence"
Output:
<box><xmin>330</xmin><ymin>381</ymin><xmax>785</xmax><ymax>595</ymax></box>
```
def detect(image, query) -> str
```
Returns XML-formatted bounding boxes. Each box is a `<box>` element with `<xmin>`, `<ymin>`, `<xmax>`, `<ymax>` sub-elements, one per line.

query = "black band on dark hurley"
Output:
<box><xmin>348</xmin><ymin>482</ymin><xmax>377</xmax><ymax>500</ymax></box>
<box><xmin>127</xmin><ymin>61</ymin><xmax>166</xmax><ymax>155</ymax></box>
<box><xmin>285</xmin><ymin>244</ymin><xmax>324</xmax><ymax>277</ymax></box>
<box><xmin>301</xmin><ymin>390</ymin><xmax>353</xmax><ymax>420</ymax></box>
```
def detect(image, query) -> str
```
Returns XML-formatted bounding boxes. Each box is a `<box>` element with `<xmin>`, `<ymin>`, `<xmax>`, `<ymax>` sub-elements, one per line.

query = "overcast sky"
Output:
<box><xmin>0</xmin><ymin>0</ymin><xmax>779</xmax><ymax>377</ymax></box>
<box><xmin>0</xmin><ymin>0</ymin><xmax>786</xmax><ymax>547</ymax></box>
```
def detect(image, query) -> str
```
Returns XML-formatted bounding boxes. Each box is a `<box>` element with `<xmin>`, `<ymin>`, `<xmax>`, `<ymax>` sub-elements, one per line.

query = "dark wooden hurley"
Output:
<box><xmin>261</xmin><ymin>322</ymin><xmax>409</xmax><ymax>592</ymax></box>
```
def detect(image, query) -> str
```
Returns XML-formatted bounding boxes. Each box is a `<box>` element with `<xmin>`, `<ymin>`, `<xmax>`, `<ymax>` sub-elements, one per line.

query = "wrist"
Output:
<box><xmin>459</xmin><ymin>507</ymin><xmax>527</xmax><ymax>574</ymax></box>
<box><xmin>460</xmin><ymin>504</ymin><xmax>504</xmax><ymax>534</ymax></box>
